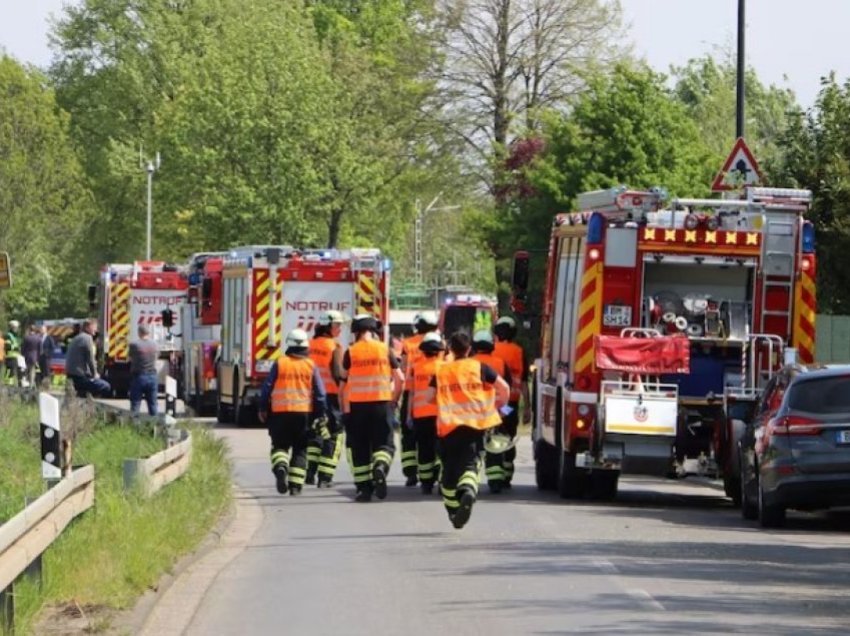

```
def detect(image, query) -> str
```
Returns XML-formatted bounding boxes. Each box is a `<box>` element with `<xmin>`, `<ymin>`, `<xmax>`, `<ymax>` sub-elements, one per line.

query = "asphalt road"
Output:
<box><xmin>176</xmin><ymin>423</ymin><xmax>850</xmax><ymax>635</ymax></box>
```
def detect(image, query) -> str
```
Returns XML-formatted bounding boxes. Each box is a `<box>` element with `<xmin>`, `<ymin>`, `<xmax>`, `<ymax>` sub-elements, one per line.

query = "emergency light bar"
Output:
<box><xmin>747</xmin><ymin>187</ymin><xmax>812</xmax><ymax>204</ymax></box>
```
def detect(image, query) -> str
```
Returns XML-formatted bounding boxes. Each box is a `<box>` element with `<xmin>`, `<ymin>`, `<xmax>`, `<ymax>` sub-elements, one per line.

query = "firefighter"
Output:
<box><xmin>493</xmin><ymin>316</ymin><xmax>531</xmax><ymax>489</ymax></box>
<box><xmin>4</xmin><ymin>320</ymin><xmax>22</xmax><ymax>386</ymax></box>
<box><xmin>433</xmin><ymin>332</ymin><xmax>509</xmax><ymax>529</ymax></box>
<box><xmin>258</xmin><ymin>329</ymin><xmax>327</xmax><ymax>496</ymax></box>
<box><xmin>339</xmin><ymin>314</ymin><xmax>404</xmax><ymax>502</ymax></box>
<box><xmin>472</xmin><ymin>330</ymin><xmax>514</xmax><ymax>494</ymax></box>
<box><xmin>308</xmin><ymin>310</ymin><xmax>346</xmax><ymax>488</ymax></box>
<box><xmin>407</xmin><ymin>331</ymin><xmax>445</xmax><ymax>494</ymax></box>
<box><xmin>399</xmin><ymin>311</ymin><xmax>440</xmax><ymax>487</ymax></box>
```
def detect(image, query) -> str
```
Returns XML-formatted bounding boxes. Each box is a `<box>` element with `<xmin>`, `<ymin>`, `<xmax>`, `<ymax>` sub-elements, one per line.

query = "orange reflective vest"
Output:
<box><xmin>494</xmin><ymin>341</ymin><xmax>525</xmax><ymax>402</ymax></box>
<box><xmin>347</xmin><ymin>339</ymin><xmax>393</xmax><ymax>403</ymax></box>
<box><xmin>271</xmin><ymin>356</ymin><xmax>314</xmax><ymax>413</ymax></box>
<box><xmin>436</xmin><ymin>358</ymin><xmax>501</xmax><ymax>437</ymax></box>
<box><xmin>309</xmin><ymin>336</ymin><xmax>340</xmax><ymax>395</ymax></box>
<box><xmin>473</xmin><ymin>352</ymin><xmax>507</xmax><ymax>382</ymax></box>
<box><xmin>402</xmin><ymin>334</ymin><xmax>424</xmax><ymax>385</ymax></box>
<box><xmin>411</xmin><ymin>356</ymin><xmax>442</xmax><ymax>419</ymax></box>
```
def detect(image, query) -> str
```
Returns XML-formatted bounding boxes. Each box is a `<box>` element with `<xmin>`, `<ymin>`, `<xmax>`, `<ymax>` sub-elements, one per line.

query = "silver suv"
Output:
<box><xmin>740</xmin><ymin>365</ymin><xmax>850</xmax><ymax>527</ymax></box>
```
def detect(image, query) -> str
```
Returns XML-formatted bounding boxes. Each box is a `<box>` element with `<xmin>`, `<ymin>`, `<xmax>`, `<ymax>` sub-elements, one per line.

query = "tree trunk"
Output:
<box><xmin>327</xmin><ymin>209</ymin><xmax>344</xmax><ymax>248</ymax></box>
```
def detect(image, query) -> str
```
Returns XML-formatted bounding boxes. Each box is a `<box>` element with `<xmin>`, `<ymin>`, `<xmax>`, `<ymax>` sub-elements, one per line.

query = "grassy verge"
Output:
<box><xmin>0</xmin><ymin>394</ymin><xmax>232</xmax><ymax>634</ymax></box>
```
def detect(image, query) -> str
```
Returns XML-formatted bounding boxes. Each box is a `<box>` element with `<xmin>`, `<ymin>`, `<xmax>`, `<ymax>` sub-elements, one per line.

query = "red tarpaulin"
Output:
<box><xmin>594</xmin><ymin>335</ymin><xmax>690</xmax><ymax>374</ymax></box>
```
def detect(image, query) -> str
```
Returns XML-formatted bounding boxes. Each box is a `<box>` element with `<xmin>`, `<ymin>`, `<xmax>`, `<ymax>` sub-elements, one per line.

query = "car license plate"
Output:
<box><xmin>837</xmin><ymin>430</ymin><xmax>850</xmax><ymax>444</ymax></box>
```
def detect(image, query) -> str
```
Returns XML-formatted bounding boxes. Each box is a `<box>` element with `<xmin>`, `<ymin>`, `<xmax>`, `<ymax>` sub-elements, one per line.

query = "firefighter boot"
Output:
<box><xmin>275</xmin><ymin>467</ymin><xmax>289</xmax><ymax>495</ymax></box>
<box><xmin>451</xmin><ymin>487</ymin><xmax>476</xmax><ymax>530</ymax></box>
<box><xmin>373</xmin><ymin>462</ymin><xmax>389</xmax><ymax>500</ymax></box>
<box><xmin>420</xmin><ymin>481</ymin><xmax>434</xmax><ymax>495</ymax></box>
<box><xmin>289</xmin><ymin>485</ymin><xmax>303</xmax><ymax>496</ymax></box>
<box><xmin>355</xmin><ymin>485</ymin><xmax>373</xmax><ymax>503</ymax></box>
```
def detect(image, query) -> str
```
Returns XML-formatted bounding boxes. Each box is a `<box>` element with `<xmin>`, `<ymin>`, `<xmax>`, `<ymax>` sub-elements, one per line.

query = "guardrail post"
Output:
<box><xmin>164</xmin><ymin>376</ymin><xmax>177</xmax><ymax>418</ymax></box>
<box><xmin>0</xmin><ymin>580</ymin><xmax>13</xmax><ymax>633</ymax></box>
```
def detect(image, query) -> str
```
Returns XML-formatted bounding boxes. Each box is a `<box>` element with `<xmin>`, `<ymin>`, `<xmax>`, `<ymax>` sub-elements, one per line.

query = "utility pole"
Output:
<box><xmin>413</xmin><ymin>193</ymin><xmax>459</xmax><ymax>284</ymax></box>
<box><xmin>736</xmin><ymin>0</ymin><xmax>746</xmax><ymax>139</ymax></box>
<box><xmin>141</xmin><ymin>149</ymin><xmax>161</xmax><ymax>260</ymax></box>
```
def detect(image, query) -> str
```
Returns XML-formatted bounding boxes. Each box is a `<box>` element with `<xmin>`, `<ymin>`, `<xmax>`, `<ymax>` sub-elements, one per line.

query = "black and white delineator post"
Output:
<box><xmin>164</xmin><ymin>376</ymin><xmax>177</xmax><ymax>418</ymax></box>
<box><xmin>39</xmin><ymin>393</ymin><xmax>62</xmax><ymax>481</ymax></box>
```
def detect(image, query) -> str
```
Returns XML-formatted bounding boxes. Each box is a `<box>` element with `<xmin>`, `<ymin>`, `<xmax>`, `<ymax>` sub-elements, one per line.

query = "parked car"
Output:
<box><xmin>740</xmin><ymin>364</ymin><xmax>850</xmax><ymax>527</ymax></box>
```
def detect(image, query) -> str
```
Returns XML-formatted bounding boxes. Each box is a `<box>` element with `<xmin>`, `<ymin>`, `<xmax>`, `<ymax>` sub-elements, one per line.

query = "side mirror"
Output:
<box><xmin>161</xmin><ymin>308</ymin><xmax>175</xmax><ymax>329</ymax></box>
<box><xmin>87</xmin><ymin>284</ymin><xmax>98</xmax><ymax>309</ymax></box>
<box><xmin>510</xmin><ymin>250</ymin><xmax>530</xmax><ymax>315</ymax></box>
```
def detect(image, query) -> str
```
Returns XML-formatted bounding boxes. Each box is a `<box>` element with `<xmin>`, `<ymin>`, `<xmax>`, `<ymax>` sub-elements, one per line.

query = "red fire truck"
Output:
<box><xmin>511</xmin><ymin>185</ymin><xmax>817</xmax><ymax>502</ymax></box>
<box><xmin>181</xmin><ymin>253</ymin><xmax>225</xmax><ymax>414</ymax></box>
<box><xmin>91</xmin><ymin>261</ymin><xmax>189</xmax><ymax>396</ymax></box>
<box><xmin>439</xmin><ymin>293</ymin><xmax>498</xmax><ymax>337</ymax></box>
<box><xmin>216</xmin><ymin>246</ymin><xmax>390</xmax><ymax>426</ymax></box>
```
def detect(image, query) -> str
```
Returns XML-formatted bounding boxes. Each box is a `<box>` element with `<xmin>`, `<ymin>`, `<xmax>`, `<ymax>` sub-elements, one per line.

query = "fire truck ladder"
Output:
<box><xmin>758</xmin><ymin>216</ymin><xmax>796</xmax><ymax>340</ymax></box>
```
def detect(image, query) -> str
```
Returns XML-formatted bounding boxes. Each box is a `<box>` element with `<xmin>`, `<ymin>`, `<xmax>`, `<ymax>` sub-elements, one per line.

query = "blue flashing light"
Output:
<box><xmin>802</xmin><ymin>221</ymin><xmax>816</xmax><ymax>254</ymax></box>
<box><xmin>587</xmin><ymin>212</ymin><xmax>605</xmax><ymax>244</ymax></box>
<box><xmin>188</xmin><ymin>272</ymin><xmax>201</xmax><ymax>286</ymax></box>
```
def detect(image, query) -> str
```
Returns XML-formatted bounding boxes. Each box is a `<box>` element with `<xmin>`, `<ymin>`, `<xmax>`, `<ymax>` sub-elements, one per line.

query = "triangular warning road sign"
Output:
<box><xmin>711</xmin><ymin>137</ymin><xmax>764</xmax><ymax>192</ymax></box>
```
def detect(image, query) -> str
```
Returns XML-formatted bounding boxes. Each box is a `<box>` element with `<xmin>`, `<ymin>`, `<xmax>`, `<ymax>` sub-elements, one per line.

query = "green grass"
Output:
<box><xmin>0</xmin><ymin>395</ymin><xmax>232</xmax><ymax>634</ymax></box>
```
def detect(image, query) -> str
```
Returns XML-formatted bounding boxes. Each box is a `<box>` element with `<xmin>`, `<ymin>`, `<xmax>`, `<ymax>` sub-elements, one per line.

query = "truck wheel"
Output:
<box><xmin>216</xmin><ymin>393</ymin><xmax>234</xmax><ymax>424</ymax></box>
<box><xmin>724</xmin><ymin>473</ymin><xmax>742</xmax><ymax>508</ymax></box>
<box><xmin>590</xmin><ymin>471</ymin><xmax>619</xmax><ymax>501</ymax></box>
<box><xmin>534</xmin><ymin>439</ymin><xmax>558</xmax><ymax>490</ymax></box>
<box><xmin>758</xmin><ymin>476</ymin><xmax>786</xmax><ymax>528</ymax></box>
<box><xmin>235</xmin><ymin>399</ymin><xmax>257</xmax><ymax>428</ymax></box>
<box><xmin>558</xmin><ymin>452</ymin><xmax>587</xmax><ymax>499</ymax></box>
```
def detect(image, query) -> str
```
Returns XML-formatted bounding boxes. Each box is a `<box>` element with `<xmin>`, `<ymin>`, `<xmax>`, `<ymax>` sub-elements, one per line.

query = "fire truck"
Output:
<box><xmin>511</xmin><ymin>185</ymin><xmax>817</xmax><ymax>502</ymax></box>
<box><xmin>439</xmin><ymin>293</ymin><xmax>498</xmax><ymax>338</ymax></box>
<box><xmin>91</xmin><ymin>261</ymin><xmax>189</xmax><ymax>396</ymax></box>
<box><xmin>217</xmin><ymin>246</ymin><xmax>390</xmax><ymax>426</ymax></box>
<box><xmin>180</xmin><ymin>253</ymin><xmax>225</xmax><ymax>414</ymax></box>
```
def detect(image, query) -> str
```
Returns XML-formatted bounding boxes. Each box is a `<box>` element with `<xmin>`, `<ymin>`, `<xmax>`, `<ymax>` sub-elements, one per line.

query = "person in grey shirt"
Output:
<box><xmin>66</xmin><ymin>318</ymin><xmax>112</xmax><ymax>397</ymax></box>
<box><xmin>129</xmin><ymin>325</ymin><xmax>159</xmax><ymax>415</ymax></box>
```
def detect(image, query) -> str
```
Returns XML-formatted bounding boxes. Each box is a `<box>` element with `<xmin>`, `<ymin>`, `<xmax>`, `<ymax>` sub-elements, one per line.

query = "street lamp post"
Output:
<box><xmin>736</xmin><ymin>0</ymin><xmax>746</xmax><ymax>139</ymax></box>
<box><xmin>141</xmin><ymin>150</ymin><xmax>161</xmax><ymax>260</ymax></box>
<box><xmin>414</xmin><ymin>193</ymin><xmax>460</xmax><ymax>284</ymax></box>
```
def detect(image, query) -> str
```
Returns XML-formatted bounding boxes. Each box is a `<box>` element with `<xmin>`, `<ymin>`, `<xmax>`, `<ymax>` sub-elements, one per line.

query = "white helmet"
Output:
<box><xmin>9</xmin><ymin>320</ymin><xmax>20</xmax><ymax>329</ymax></box>
<box><xmin>417</xmin><ymin>310</ymin><xmax>439</xmax><ymax>327</ymax></box>
<box><xmin>318</xmin><ymin>310</ymin><xmax>346</xmax><ymax>326</ymax></box>
<box><xmin>484</xmin><ymin>429</ymin><xmax>516</xmax><ymax>454</ymax></box>
<box><xmin>285</xmin><ymin>328</ymin><xmax>309</xmax><ymax>349</ymax></box>
<box><xmin>473</xmin><ymin>329</ymin><xmax>493</xmax><ymax>345</ymax></box>
<box><xmin>495</xmin><ymin>316</ymin><xmax>516</xmax><ymax>329</ymax></box>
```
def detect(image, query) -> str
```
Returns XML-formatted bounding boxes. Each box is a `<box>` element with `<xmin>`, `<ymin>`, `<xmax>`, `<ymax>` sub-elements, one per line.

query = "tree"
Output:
<box><xmin>0</xmin><ymin>56</ymin><xmax>93</xmax><ymax>322</ymax></box>
<box><xmin>437</xmin><ymin>0</ymin><xmax>623</xmax><ymax>188</ymax></box>
<box><xmin>771</xmin><ymin>74</ymin><xmax>850</xmax><ymax>313</ymax></box>
<box><xmin>672</xmin><ymin>54</ymin><xmax>798</xmax><ymax>171</ymax></box>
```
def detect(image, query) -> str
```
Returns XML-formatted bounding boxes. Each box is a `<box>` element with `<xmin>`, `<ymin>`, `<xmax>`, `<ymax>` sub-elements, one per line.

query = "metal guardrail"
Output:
<box><xmin>0</xmin><ymin>465</ymin><xmax>95</xmax><ymax>592</ymax></box>
<box><xmin>124</xmin><ymin>430</ymin><xmax>193</xmax><ymax>497</ymax></box>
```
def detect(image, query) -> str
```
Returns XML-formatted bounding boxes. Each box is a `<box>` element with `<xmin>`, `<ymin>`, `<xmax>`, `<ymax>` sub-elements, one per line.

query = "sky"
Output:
<box><xmin>1</xmin><ymin>0</ymin><xmax>849</xmax><ymax>108</ymax></box>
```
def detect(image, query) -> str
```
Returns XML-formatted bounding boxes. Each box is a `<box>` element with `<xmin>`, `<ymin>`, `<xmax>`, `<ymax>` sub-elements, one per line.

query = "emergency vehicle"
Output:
<box><xmin>217</xmin><ymin>246</ymin><xmax>390</xmax><ymax>426</ymax></box>
<box><xmin>181</xmin><ymin>253</ymin><xmax>225</xmax><ymax>414</ymax></box>
<box><xmin>91</xmin><ymin>261</ymin><xmax>189</xmax><ymax>396</ymax></box>
<box><xmin>439</xmin><ymin>294</ymin><xmax>498</xmax><ymax>338</ymax></box>
<box><xmin>511</xmin><ymin>185</ymin><xmax>817</xmax><ymax>502</ymax></box>
<box><xmin>37</xmin><ymin>318</ymin><xmax>84</xmax><ymax>375</ymax></box>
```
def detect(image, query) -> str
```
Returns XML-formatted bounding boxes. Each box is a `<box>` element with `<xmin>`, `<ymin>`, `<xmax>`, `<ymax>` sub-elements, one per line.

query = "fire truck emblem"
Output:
<box><xmin>633</xmin><ymin>405</ymin><xmax>649</xmax><ymax>422</ymax></box>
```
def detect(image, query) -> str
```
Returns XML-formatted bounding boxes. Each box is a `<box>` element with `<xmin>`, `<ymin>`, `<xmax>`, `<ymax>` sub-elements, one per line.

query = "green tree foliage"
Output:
<box><xmin>771</xmin><ymin>75</ymin><xmax>850</xmax><ymax>313</ymax></box>
<box><xmin>0</xmin><ymin>56</ymin><xmax>93</xmax><ymax>322</ymax></box>
<box><xmin>672</xmin><ymin>54</ymin><xmax>798</xmax><ymax>170</ymax></box>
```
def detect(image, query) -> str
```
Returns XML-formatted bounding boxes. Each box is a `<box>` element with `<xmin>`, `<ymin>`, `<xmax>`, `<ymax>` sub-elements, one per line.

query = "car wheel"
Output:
<box><xmin>758</xmin><ymin>474</ymin><xmax>786</xmax><ymax>528</ymax></box>
<box><xmin>740</xmin><ymin>453</ymin><xmax>758</xmax><ymax>521</ymax></box>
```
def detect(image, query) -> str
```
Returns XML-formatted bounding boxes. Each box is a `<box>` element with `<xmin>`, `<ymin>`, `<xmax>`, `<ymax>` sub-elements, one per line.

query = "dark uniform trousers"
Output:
<box><xmin>348</xmin><ymin>401</ymin><xmax>395</xmax><ymax>493</ymax></box>
<box><xmin>439</xmin><ymin>426</ymin><xmax>484</xmax><ymax>517</ymax></box>
<box><xmin>413</xmin><ymin>416</ymin><xmax>439</xmax><ymax>486</ymax></box>
<box><xmin>269</xmin><ymin>412</ymin><xmax>311</xmax><ymax>487</ymax></box>
<box><xmin>484</xmin><ymin>401</ymin><xmax>519</xmax><ymax>485</ymax></box>
<box><xmin>400</xmin><ymin>391</ymin><xmax>418</xmax><ymax>478</ymax></box>
<box><xmin>317</xmin><ymin>394</ymin><xmax>344</xmax><ymax>481</ymax></box>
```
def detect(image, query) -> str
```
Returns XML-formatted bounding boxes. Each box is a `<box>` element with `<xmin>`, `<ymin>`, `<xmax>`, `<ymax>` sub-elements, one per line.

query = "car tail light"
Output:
<box><xmin>771</xmin><ymin>415</ymin><xmax>822</xmax><ymax>436</ymax></box>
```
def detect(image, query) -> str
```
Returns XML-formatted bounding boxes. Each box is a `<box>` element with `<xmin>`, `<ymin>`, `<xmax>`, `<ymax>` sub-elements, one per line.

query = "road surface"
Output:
<box><xmin>165</xmin><ymin>423</ymin><xmax>850</xmax><ymax>635</ymax></box>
